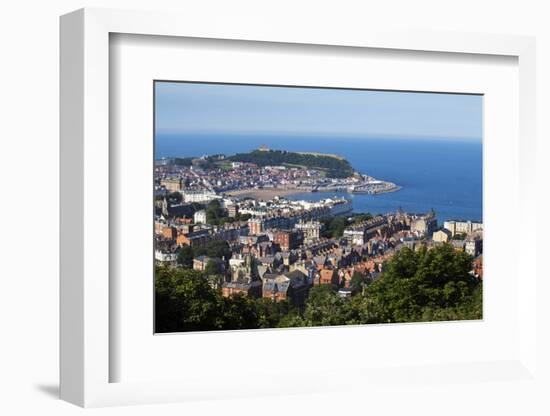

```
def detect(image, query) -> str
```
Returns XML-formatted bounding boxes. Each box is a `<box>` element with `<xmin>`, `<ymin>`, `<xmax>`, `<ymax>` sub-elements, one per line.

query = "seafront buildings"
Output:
<box><xmin>443</xmin><ymin>219</ymin><xmax>483</xmax><ymax>236</ymax></box>
<box><xmin>155</xmin><ymin>198</ymin><xmax>484</xmax><ymax>305</ymax></box>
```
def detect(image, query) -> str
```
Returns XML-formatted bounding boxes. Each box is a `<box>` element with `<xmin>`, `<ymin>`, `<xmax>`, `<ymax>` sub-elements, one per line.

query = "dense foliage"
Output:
<box><xmin>176</xmin><ymin>245</ymin><xmax>194</xmax><ymax>268</ymax></box>
<box><xmin>155</xmin><ymin>266</ymin><xmax>296</xmax><ymax>332</ymax></box>
<box><xmin>227</xmin><ymin>149</ymin><xmax>355</xmax><ymax>178</ymax></box>
<box><xmin>172</xmin><ymin>157</ymin><xmax>195</xmax><ymax>166</ymax></box>
<box><xmin>193</xmin><ymin>240</ymin><xmax>232</xmax><ymax>261</ymax></box>
<box><xmin>351</xmin><ymin>213</ymin><xmax>374</xmax><ymax>224</ymax></box>
<box><xmin>177</xmin><ymin>240</ymin><xmax>232</xmax><ymax>268</ymax></box>
<box><xmin>205</xmin><ymin>199</ymin><xmax>226</xmax><ymax>225</ymax></box>
<box><xmin>319</xmin><ymin>213</ymin><xmax>374</xmax><ymax>238</ymax></box>
<box><xmin>156</xmin><ymin>244</ymin><xmax>482</xmax><ymax>332</ymax></box>
<box><xmin>365</xmin><ymin>244</ymin><xmax>481</xmax><ymax>322</ymax></box>
<box><xmin>320</xmin><ymin>216</ymin><xmax>349</xmax><ymax>238</ymax></box>
<box><xmin>202</xmin><ymin>200</ymin><xmax>251</xmax><ymax>226</ymax></box>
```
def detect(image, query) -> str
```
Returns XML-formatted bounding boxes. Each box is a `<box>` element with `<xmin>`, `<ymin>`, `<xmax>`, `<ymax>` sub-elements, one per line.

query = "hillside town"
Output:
<box><xmin>154</xmin><ymin>154</ymin><xmax>483</xmax><ymax>308</ymax></box>
<box><xmin>155</xmin><ymin>147</ymin><xmax>400</xmax><ymax>198</ymax></box>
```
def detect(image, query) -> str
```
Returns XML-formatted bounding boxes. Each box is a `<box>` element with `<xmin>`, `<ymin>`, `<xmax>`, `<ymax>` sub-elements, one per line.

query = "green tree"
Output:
<box><xmin>337</xmin><ymin>294</ymin><xmax>374</xmax><ymax>325</ymax></box>
<box><xmin>236</xmin><ymin>213</ymin><xmax>252</xmax><ymax>222</ymax></box>
<box><xmin>277</xmin><ymin>311</ymin><xmax>306</xmax><ymax>328</ymax></box>
<box><xmin>204</xmin><ymin>259</ymin><xmax>225</xmax><ymax>289</ymax></box>
<box><xmin>205</xmin><ymin>259</ymin><xmax>222</xmax><ymax>275</ymax></box>
<box><xmin>320</xmin><ymin>216</ymin><xmax>349</xmax><ymax>238</ymax></box>
<box><xmin>194</xmin><ymin>240</ymin><xmax>232</xmax><ymax>261</ymax></box>
<box><xmin>176</xmin><ymin>245</ymin><xmax>194</xmax><ymax>268</ymax></box>
<box><xmin>206</xmin><ymin>199</ymin><xmax>226</xmax><ymax>225</ymax></box>
<box><xmin>350</xmin><ymin>270</ymin><xmax>369</xmax><ymax>294</ymax></box>
<box><xmin>257</xmin><ymin>298</ymin><xmax>293</xmax><ymax>328</ymax></box>
<box><xmin>220</xmin><ymin>294</ymin><xmax>261</xmax><ymax>330</ymax></box>
<box><xmin>302</xmin><ymin>285</ymin><xmax>346</xmax><ymax>327</ymax></box>
<box><xmin>173</xmin><ymin>157</ymin><xmax>194</xmax><ymax>166</ymax></box>
<box><xmin>155</xmin><ymin>266</ymin><xmax>223</xmax><ymax>332</ymax></box>
<box><xmin>352</xmin><ymin>213</ymin><xmax>373</xmax><ymax>224</ymax></box>
<box><xmin>329</xmin><ymin>217</ymin><xmax>348</xmax><ymax>238</ymax></box>
<box><xmin>365</xmin><ymin>244</ymin><xmax>480</xmax><ymax>323</ymax></box>
<box><xmin>228</xmin><ymin>149</ymin><xmax>355</xmax><ymax>178</ymax></box>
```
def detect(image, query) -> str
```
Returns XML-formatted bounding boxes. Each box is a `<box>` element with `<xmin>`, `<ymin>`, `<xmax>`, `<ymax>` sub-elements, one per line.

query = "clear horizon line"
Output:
<box><xmin>155</xmin><ymin>129</ymin><xmax>482</xmax><ymax>143</ymax></box>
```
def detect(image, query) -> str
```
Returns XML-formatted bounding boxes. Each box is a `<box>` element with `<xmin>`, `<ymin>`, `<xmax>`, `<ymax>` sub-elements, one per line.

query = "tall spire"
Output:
<box><xmin>162</xmin><ymin>196</ymin><xmax>169</xmax><ymax>217</ymax></box>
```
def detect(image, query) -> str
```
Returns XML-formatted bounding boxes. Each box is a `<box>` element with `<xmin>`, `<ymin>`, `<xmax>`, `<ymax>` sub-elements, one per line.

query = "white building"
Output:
<box><xmin>155</xmin><ymin>250</ymin><xmax>178</xmax><ymax>265</ymax></box>
<box><xmin>443</xmin><ymin>220</ymin><xmax>483</xmax><ymax>236</ymax></box>
<box><xmin>465</xmin><ymin>238</ymin><xmax>482</xmax><ymax>256</ymax></box>
<box><xmin>294</xmin><ymin>220</ymin><xmax>322</xmax><ymax>240</ymax></box>
<box><xmin>343</xmin><ymin>229</ymin><xmax>365</xmax><ymax>246</ymax></box>
<box><xmin>182</xmin><ymin>190</ymin><xmax>220</xmax><ymax>204</ymax></box>
<box><xmin>194</xmin><ymin>209</ymin><xmax>207</xmax><ymax>224</ymax></box>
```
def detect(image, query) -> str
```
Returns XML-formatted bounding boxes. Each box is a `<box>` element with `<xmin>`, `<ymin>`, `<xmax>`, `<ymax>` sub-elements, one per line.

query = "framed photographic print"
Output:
<box><xmin>153</xmin><ymin>80</ymin><xmax>483</xmax><ymax>334</ymax></box>
<box><xmin>60</xmin><ymin>8</ymin><xmax>540</xmax><ymax>409</ymax></box>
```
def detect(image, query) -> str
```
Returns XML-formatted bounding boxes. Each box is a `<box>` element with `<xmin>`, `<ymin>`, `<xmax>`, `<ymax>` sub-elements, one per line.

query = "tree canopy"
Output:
<box><xmin>320</xmin><ymin>216</ymin><xmax>348</xmax><ymax>238</ymax></box>
<box><xmin>205</xmin><ymin>199</ymin><xmax>226</xmax><ymax>225</ymax></box>
<box><xmin>228</xmin><ymin>149</ymin><xmax>355</xmax><ymax>178</ymax></box>
<box><xmin>155</xmin><ymin>266</ymin><xmax>223</xmax><ymax>332</ymax></box>
<box><xmin>194</xmin><ymin>240</ymin><xmax>232</xmax><ymax>261</ymax></box>
<box><xmin>365</xmin><ymin>245</ymin><xmax>480</xmax><ymax>323</ymax></box>
<box><xmin>176</xmin><ymin>245</ymin><xmax>194</xmax><ymax>268</ymax></box>
<box><xmin>155</xmin><ymin>243</ymin><xmax>482</xmax><ymax>332</ymax></box>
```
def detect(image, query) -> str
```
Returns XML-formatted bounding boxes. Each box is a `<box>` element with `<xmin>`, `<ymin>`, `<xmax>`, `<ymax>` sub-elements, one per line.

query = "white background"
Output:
<box><xmin>112</xmin><ymin>34</ymin><xmax>519</xmax><ymax>383</ymax></box>
<box><xmin>1</xmin><ymin>1</ymin><xmax>549</xmax><ymax>415</ymax></box>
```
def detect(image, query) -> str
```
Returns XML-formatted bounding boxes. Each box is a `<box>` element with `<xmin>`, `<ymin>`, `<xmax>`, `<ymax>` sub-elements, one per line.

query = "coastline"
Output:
<box><xmin>225</xmin><ymin>184</ymin><xmax>402</xmax><ymax>200</ymax></box>
<box><xmin>225</xmin><ymin>188</ymin><xmax>305</xmax><ymax>200</ymax></box>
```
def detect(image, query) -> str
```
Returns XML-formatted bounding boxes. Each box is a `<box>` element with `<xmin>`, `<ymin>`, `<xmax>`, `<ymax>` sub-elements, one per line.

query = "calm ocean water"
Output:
<box><xmin>155</xmin><ymin>133</ymin><xmax>482</xmax><ymax>223</ymax></box>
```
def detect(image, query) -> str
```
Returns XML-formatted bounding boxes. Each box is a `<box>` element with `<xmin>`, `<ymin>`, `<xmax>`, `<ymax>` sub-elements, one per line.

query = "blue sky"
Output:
<box><xmin>155</xmin><ymin>81</ymin><xmax>483</xmax><ymax>141</ymax></box>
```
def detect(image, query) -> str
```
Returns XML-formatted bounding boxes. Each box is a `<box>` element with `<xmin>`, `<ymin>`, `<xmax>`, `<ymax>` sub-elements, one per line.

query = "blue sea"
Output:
<box><xmin>155</xmin><ymin>133</ymin><xmax>482</xmax><ymax>223</ymax></box>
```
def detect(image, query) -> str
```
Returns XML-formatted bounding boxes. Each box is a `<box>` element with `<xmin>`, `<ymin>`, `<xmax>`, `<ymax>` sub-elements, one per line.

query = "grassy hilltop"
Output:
<box><xmin>228</xmin><ymin>149</ymin><xmax>355</xmax><ymax>178</ymax></box>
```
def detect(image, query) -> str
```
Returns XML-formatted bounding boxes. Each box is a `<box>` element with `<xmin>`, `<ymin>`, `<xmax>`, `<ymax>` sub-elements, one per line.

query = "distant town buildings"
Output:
<box><xmin>221</xmin><ymin>280</ymin><xmax>262</xmax><ymax>298</ymax></box>
<box><xmin>273</xmin><ymin>230</ymin><xmax>304</xmax><ymax>251</ymax></box>
<box><xmin>160</xmin><ymin>177</ymin><xmax>182</xmax><ymax>193</ymax></box>
<box><xmin>262</xmin><ymin>270</ymin><xmax>309</xmax><ymax>306</ymax></box>
<box><xmin>154</xmin><ymin>155</ymin><xmax>483</xmax><ymax>307</ymax></box>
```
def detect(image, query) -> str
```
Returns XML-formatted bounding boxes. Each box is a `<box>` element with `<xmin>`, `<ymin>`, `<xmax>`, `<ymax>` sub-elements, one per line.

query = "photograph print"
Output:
<box><xmin>154</xmin><ymin>81</ymin><xmax>483</xmax><ymax>333</ymax></box>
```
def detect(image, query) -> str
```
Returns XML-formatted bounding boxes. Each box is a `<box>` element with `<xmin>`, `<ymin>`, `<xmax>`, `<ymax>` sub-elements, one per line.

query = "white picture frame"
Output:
<box><xmin>60</xmin><ymin>7</ymin><xmax>539</xmax><ymax>408</ymax></box>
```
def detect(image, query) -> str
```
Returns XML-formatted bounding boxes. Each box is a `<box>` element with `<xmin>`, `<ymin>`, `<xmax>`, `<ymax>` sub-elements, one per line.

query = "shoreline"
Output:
<box><xmin>352</xmin><ymin>185</ymin><xmax>402</xmax><ymax>195</ymax></box>
<box><xmin>225</xmin><ymin>184</ymin><xmax>402</xmax><ymax>200</ymax></box>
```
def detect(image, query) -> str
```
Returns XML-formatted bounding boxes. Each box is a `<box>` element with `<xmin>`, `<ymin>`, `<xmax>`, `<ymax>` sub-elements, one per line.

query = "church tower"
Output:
<box><xmin>161</xmin><ymin>197</ymin><xmax>169</xmax><ymax>218</ymax></box>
